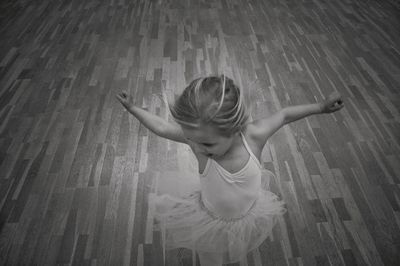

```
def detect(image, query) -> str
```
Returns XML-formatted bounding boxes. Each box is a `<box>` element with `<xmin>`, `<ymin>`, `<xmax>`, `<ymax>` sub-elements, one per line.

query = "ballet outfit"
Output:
<box><xmin>153</xmin><ymin>132</ymin><xmax>286</xmax><ymax>265</ymax></box>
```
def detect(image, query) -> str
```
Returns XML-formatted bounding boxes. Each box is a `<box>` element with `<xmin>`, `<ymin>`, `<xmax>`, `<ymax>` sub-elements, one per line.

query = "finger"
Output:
<box><xmin>330</xmin><ymin>97</ymin><xmax>342</xmax><ymax>106</ymax></box>
<box><xmin>333</xmin><ymin>102</ymin><xmax>344</xmax><ymax>111</ymax></box>
<box><xmin>333</xmin><ymin>100</ymin><xmax>343</xmax><ymax>109</ymax></box>
<box><xmin>335</xmin><ymin>101</ymin><xmax>343</xmax><ymax>108</ymax></box>
<box><xmin>116</xmin><ymin>94</ymin><xmax>126</xmax><ymax>103</ymax></box>
<box><xmin>330</xmin><ymin>102</ymin><xmax>340</xmax><ymax>111</ymax></box>
<box><xmin>120</xmin><ymin>92</ymin><xmax>127</xmax><ymax>98</ymax></box>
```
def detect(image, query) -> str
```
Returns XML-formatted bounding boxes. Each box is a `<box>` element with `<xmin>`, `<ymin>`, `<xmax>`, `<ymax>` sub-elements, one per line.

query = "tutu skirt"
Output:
<box><xmin>153</xmin><ymin>187</ymin><xmax>286</xmax><ymax>264</ymax></box>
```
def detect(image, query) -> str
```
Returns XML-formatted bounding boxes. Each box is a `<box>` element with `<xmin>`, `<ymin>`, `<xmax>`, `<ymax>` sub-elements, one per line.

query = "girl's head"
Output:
<box><xmin>169</xmin><ymin>75</ymin><xmax>251</xmax><ymax>157</ymax></box>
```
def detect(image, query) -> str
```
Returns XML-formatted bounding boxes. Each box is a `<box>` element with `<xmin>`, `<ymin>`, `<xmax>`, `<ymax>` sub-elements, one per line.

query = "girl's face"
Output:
<box><xmin>182</xmin><ymin>125</ymin><xmax>237</xmax><ymax>159</ymax></box>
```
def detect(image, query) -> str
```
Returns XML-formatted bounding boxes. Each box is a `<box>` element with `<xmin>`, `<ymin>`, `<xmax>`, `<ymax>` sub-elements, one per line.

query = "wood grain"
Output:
<box><xmin>1</xmin><ymin>0</ymin><xmax>399</xmax><ymax>265</ymax></box>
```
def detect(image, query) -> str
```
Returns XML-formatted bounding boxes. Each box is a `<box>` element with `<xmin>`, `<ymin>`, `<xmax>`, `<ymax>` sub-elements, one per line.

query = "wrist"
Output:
<box><xmin>126</xmin><ymin>105</ymin><xmax>139</xmax><ymax>114</ymax></box>
<box><xmin>317</xmin><ymin>102</ymin><xmax>324</xmax><ymax>113</ymax></box>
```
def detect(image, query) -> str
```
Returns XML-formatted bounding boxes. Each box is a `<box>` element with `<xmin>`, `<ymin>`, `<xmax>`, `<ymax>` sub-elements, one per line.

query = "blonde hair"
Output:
<box><xmin>169</xmin><ymin>75</ymin><xmax>250</xmax><ymax>137</ymax></box>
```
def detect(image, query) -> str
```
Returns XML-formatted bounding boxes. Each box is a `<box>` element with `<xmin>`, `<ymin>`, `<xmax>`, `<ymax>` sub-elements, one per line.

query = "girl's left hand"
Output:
<box><xmin>320</xmin><ymin>92</ymin><xmax>344</xmax><ymax>113</ymax></box>
<box><xmin>116</xmin><ymin>90</ymin><xmax>135</xmax><ymax>110</ymax></box>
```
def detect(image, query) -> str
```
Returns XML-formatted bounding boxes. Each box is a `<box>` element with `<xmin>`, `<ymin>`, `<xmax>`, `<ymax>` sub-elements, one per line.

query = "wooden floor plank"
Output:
<box><xmin>1</xmin><ymin>0</ymin><xmax>400</xmax><ymax>265</ymax></box>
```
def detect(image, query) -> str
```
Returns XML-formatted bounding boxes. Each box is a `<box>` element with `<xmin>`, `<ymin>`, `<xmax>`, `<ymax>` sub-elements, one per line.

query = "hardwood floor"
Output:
<box><xmin>1</xmin><ymin>0</ymin><xmax>399</xmax><ymax>265</ymax></box>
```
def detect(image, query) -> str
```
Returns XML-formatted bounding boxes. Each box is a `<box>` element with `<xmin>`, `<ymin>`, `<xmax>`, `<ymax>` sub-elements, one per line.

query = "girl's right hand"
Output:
<box><xmin>115</xmin><ymin>90</ymin><xmax>134</xmax><ymax>110</ymax></box>
<box><xmin>320</xmin><ymin>92</ymin><xmax>344</xmax><ymax>113</ymax></box>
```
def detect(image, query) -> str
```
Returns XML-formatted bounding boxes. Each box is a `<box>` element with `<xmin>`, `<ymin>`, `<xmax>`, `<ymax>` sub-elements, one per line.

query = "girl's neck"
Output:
<box><xmin>222</xmin><ymin>131</ymin><xmax>242</xmax><ymax>158</ymax></box>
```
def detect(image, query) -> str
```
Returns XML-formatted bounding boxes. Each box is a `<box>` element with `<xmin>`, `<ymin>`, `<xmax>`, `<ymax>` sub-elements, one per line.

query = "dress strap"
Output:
<box><xmin>240</xmin><ymin>132</ymin><xmax>261</xmax><ymax>168</ymax></box>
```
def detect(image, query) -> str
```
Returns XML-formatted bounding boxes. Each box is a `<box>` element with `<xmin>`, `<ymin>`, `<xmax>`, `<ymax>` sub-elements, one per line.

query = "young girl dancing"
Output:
<box><xmin>116</xmin><ymin>75</ymin><xmax>344</xmax><ymax>266</ymax></box>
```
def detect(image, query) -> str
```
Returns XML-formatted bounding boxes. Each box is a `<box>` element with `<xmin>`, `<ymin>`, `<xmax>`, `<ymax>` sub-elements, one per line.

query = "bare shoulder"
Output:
<box><xmin>241</xmin><ymin>122</ymin><xmax>264</xmax><ymax>162</ymax></box>
<box><xmin>245</xmin><ymin>111</ymin><xmax>286</xmax><ymax>149</ymax></box>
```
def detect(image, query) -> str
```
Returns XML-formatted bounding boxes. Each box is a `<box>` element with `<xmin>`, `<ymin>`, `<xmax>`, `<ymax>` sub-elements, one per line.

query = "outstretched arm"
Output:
<box><xmin>115</xmin><ymin>91</ymin><xmax>188</xmax><ymax>144</ymax></box>
<box><xmin>283</xmin><ymin>92</ymin><xmax>344</xmax><ymax>123</ymax></box>
<box><xmin>250</xmin><ymin>92</ymin><xmax>344</xmax><ymax>147</ymax></box>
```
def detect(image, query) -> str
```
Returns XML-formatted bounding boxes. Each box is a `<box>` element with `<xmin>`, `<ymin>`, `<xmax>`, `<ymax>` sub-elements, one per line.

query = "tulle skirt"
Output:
<box><xmin>153</xmin><ymin>187</ymin><xmax>286</xmax><ymax>264</ymax></box>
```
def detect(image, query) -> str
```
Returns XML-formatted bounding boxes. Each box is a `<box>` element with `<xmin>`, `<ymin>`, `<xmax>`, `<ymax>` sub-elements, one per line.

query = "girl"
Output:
<box><xmin>116</xmin><ymin>75</ymin><xmax>344</xmax><ymax>266</ymax></box>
